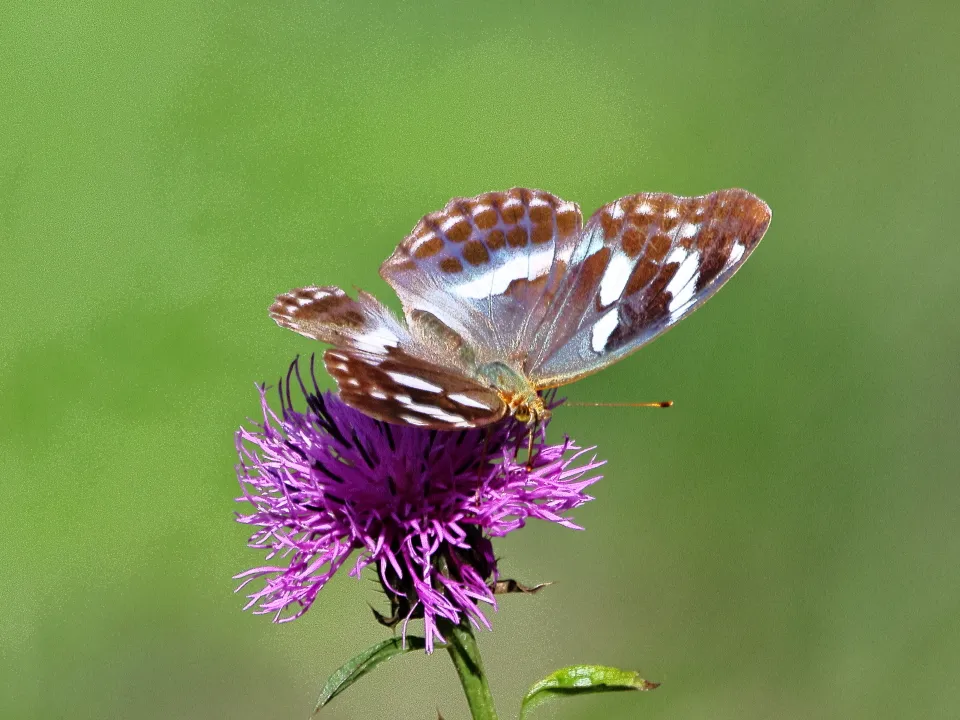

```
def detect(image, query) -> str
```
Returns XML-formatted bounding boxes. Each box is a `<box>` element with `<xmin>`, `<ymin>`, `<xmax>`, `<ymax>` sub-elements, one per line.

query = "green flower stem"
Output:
<box><xmin>438</xmin><ymin>617</ymin><xmax>499</xmax><ymax>720</ymax></box>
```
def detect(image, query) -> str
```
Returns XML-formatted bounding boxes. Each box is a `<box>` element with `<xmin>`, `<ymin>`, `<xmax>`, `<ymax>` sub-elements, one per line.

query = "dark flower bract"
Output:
<box><xmin>235</xmin><ymin>358</ymin><xmax>603</xmax><ymax>651</ymax></box>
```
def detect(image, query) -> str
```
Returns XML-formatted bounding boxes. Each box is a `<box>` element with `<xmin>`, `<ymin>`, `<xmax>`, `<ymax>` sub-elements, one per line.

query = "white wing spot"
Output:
<box><xmin>666</xmin><ymin>250</ymin><xmax>700</xmax><ymax>312</ymax></box>
<box><xmin>471</xmin><ymin>204</ymin><xmax>491</xmax><ymax>218</ymax></box>
<box><xmin>403</xmin><ymin>403</ymin><xmax>467</xmax><ymax>424</ymax></box>
<box><xmin>666</xmin><ymin>207</ymin><xmax>679</xmax><ymax>219</ymax></box>
<box><xmin>441</xmin><ymin>216</ymin><xmax>464</xmax><ymax>233</ymax></box>
<box><xmin>726</xmin><ymin>242</ymin><xmax>745</xmax><ymax>267</ymax></box>
<box><xmin>296</xmin><ymin>296</ymin><xmax>313</xmax><ymax>307</ymax></box>
<box><xmin>395</xmin><ymin>394</ymin><xmax>413</xmax><ymax>405</ymax></box>
<box><xmin>354</xmin><ymin>328</ymin><xmax>400</xmax><ymax>353</ymax></box>
<box><xmin>410</xmin><ymin>232</ymin><xmax>438</xmax><ymax>255</ymax></box>
<box><xmin>609</xmin><ymin>201</ymin><xmax>624</xmax><ymax>219</ymax></box>
<box><xmin>386</xmin><ymin>371</ymin><xmax>443</xmax><ymax>393</ymax></box>
<box><xmin>501</xmin><ymin>198</ymin><xmax>523</xmax><ymax>214</ymax></box>
<box><xmin>571</xmin><ymin>224</ymin><xmax>605</xmax><ymax>266</ymax></box>
<box><xmin>678</xmin><ymin>222</ymin><xmax>699</xmax><ymax>240</ymax></box>
<box><xmin>598</xmin><ymin>251</ymin><xmax>634</xmax><ymax>307</ymax></box>
<box><xmin>344</xmin><ymin>378</ymin><xmax>360</xmax><ymax>387</ymax></box>
<box><xmin>529</xmin><ymin>197</ymin><xmax>550</xmax><ymax>209</ymax></box>
<box><xmin>665</xmin><ymin>247</ymin><xmax>687</xmax><ymax>264</ymax></box>
<box><xmin>370</xmin><ymin>390</ymin><xmax>388</xmax><ymax>400</ymax></box>
<box><xmin>454</xmin><ymin>246</ymin><xmax>553</xmax><ymax>299</ymax></box>
<box><xmin>448</xmin><ymin>393</ymin><xmax>494</xmax><ymax>410</ymax></box>
<box><xmin>591</xmin><ymin>307</ymin><xmax>620</xmax><ymax>353</ymax></box>
<box><xmin>637</xmin><ymin>202</ymin><xmax>653</xmax><ymax>214</ymax></box>
<box><xmin>400</xmin><ymin>414</ymin><xmax>430</xmax><ymax>426</ymax></box>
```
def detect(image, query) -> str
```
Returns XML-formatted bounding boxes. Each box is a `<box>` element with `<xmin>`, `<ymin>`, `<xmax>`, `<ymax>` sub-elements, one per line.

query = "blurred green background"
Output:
<box><xmin>2</xmin><ymin>1</ymin><xmax>958</xmax><ymax>718</ymax></box>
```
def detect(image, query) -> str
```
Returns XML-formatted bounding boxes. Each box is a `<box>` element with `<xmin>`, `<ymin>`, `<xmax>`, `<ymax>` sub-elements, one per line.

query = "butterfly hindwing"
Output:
<box><xmin>529</xmin><ymin>189</ymin><xmax>772</xmax><ymax>387</ymax></box>
<box><xmin>269</xmin><ymin>285</ymin><xmax>410</xmax><ymax>354</ymax></box>
<box><xmin>271</xmin><ymin>285</ymin><xmax>505</xmax><ymax>427</ymax></box>
<box><xmin>379</xmin><ymin>188</ymin><xmax>583</xmax><ymax>362</ymax></box>
<box><xmin>324</xmin><ymin>347</ymin><xmax>506</xmax><ymax>429</ymax></box>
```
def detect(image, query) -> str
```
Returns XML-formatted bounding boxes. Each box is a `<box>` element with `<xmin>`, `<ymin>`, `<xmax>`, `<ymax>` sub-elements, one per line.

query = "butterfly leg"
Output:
<box><xmin>525</xmin><ymin>416</ymin><xmax>539</xmax><ymax>471</ymax></box>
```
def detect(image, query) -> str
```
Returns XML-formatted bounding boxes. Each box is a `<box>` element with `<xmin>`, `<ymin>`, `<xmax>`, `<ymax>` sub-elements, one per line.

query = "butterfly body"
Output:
<box><xmin>270</xmin><ymin>187</ymin><xmax>771</xmax><ymax>429</ymax></box>
<box><xmin>473</xmin><ymin>361</ymin><xmax>547</xmax><ymax>425</ymax></box>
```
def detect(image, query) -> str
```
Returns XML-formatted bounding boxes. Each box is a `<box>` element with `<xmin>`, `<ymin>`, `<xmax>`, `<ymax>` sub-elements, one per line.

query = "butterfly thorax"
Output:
<box><xmin>474</xmin><ymin>361</ymin><xmax>548</xmax><ymax>426</ymax></box>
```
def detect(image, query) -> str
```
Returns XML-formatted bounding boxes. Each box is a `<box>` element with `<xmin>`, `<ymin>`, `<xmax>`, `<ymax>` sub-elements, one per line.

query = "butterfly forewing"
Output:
<box><xmin>271</xmin><ymin>285</ymin><xmax>505</xmax><ymax>427</ymax></box>
<box><xmin>324</xmin><ymin>347</ymin><xmax>506</xmax><ymax>429</ymax></box>
<box><xmin>380</xmin><ymin>188</ymin><xmax>583</xmax><ymax>363</ymax></box>
<box><xmin>529</xmin><ymin>189</ymin><xmax>771</xmax><ymax>387</ymax></box>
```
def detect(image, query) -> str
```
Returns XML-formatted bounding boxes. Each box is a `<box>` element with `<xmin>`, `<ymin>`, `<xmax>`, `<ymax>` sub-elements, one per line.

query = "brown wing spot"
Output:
<box><xmin>648</xmin><ymin>233</ymin><xmax>672</xmax><ymax>262</ymax></box>
<box><xmin>556</xmin><ymin>205</ymin><xmax>580</xmax><ymax>235</ymax></box>
<box><xmin>655</xmin><ymin>262</ymin><xmax>680</xmax><ymax>295</ymax></box>
<box><xmin>481</xmin><ymin>191</ymin><xmax>507</xmax><ymax>207</ymax></box>
<box><xmin>528</xmin><ymin>202</ymin><xmax>553</xmax><ymax>223</ymax></box>
<box><xmin>531</xmin><ymin>221</ymin><xmax>553</xmax><ymax>244</ymax></box>
<box><xmin>624</xmin><ymin>260</ymin><xmax>658</xmax><ymax>297</ymax></box>
<box><xmin>487</xmin><ymin>229</ymin><xmax>506</xmax><ymax>250</ymax></box>
<box><xmin>463</xmin><ymin>240</ymin><xmax>490</xmax><ymax>266</ymax></box>
<box><xmin>500</xmin><ymin>201</ymin><xmax>525</xmax><ymax>224</ymax></box>
<box><xmin>509</xmin><ymin>187</ymin><xmax>534</xmax><ymax>202</ymax></box>
<box><xmin>507</xmin><ymin>226</ymin><xmax>528</xmax><ymax>248</ymax></box>
<box><xmin>618</xmin><ymin>196</ymin><xmax>639</xmax><ymax>214</ymax></box>
<box><xmin>295</xmin><ymin>293</ymin><xmax>348</xmax><ymax>315</ymax></box>
<box><xmin>599</xmin><ymin>210</ymin><xmax>623</xmax><ymax>240</ymax></box>
<box><xmin>646</xmin><ymin>194</ymin><xmax>671</xmax><ymax>215</ymax></box>
<box><xmin>444</xmin><ymin>217</ymin><xmax>471</xmax><ymax>242</ymax></box>
<box><xmin>621</xmin><ymin>226</ymin><xmax>645</xmax><ymax>257</ymax></box>
<box><xmin>678</xmin><ymin>196</ymin><xmax>703</xmax><ymax>219</ymax></box>
<box><xmin>740</xmin><ymin>200</ymin><xmax>772</xmax><ymax>248</ymax></box>
<box><xmin>660</xmin><ymin>211</ymin><xmax>680</xmax><ymax>232</ymax></box>
<box><xmin>574</xmin><ymin>247</ymin><xmax>611</xmax><ymax>308</ymax></box>
<box><xmin>505</xmin><ymin>274</ymin><xmax>548</xmax><ymax>301</ymax></box>
<box><xmin>413</xmin><ymin>234</ymin><xmax>444</xmax><ymax>259</ymax></box>
<box><xmin>439</xmin><ymin>256</ymin><xmax>464</xmax><ymax>274</ymax></box>
<box><xmin>695</xmin><ymin>246</ymin><xmax>728</xmax><ymax>291</ymax></box>
<box><xmin>473</xmin><ymin>205</ymin><xmax>497</xmax><ymax>230</ymax></box>
<box><xmin>341</xmin><ymin>310</ymin><xmax>365</xmax><ymax>327</ymax></box>
<box><xmin>695</xmin><ymin>225</ymin><xmax>721</xmax><ymax>251</ymax></box>
<box><xmin>626</xmin><ymin>263</ymin><xmax>678</xmax><ymax>330</ymax></box>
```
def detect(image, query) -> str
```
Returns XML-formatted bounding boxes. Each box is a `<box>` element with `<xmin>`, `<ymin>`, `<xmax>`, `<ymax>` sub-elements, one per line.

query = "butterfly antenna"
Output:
<box><xmin>566</xmin><ymin>401</ymin><xmax>674</xmax><ymax>408</ymax></box>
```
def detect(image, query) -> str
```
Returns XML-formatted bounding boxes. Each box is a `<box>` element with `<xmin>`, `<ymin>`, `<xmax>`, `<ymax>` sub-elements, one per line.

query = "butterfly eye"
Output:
<box><xmin>513</xmin><ymin>407</ymin><xmax>531</xmax><ymax>424</ymax></box>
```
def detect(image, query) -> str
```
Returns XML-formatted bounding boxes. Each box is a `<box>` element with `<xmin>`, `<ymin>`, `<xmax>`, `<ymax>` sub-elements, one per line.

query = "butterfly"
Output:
<box><xmin>270</xmin><ymin>187</ymin><xmax>771</xmax><ymax>430</ymax></box>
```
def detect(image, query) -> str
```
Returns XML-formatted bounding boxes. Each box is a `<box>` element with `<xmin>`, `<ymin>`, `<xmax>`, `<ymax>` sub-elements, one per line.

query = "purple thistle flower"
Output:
<box><xmin>234</xmin><ymin>357</ymin><xmax>604</xmax><ymax>652</ymax></box>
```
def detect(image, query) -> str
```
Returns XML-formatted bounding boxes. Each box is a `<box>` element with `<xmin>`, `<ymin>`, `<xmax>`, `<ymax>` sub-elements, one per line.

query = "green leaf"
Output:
<box><xmin>519</xmin><ymin>665</ymin><xmax>659</xmax><ymax>718</ymax></box>
<box><xmin>314</xmin><ymin>636</ymin><xmax>428</xmax><ymax>713</ymax></box>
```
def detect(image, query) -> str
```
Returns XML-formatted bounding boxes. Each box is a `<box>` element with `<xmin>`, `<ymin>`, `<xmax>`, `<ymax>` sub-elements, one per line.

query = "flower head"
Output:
<box><xmin>235</xmin><ymin>357</ymin><xmax>603</xmax><ymax>651</ymax></box>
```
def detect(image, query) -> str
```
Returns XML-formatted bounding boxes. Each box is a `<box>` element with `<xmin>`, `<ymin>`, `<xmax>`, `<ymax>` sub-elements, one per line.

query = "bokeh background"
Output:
<box><xmin>3</xmin><ymin>1</ymin><xmax>958</xmax><ymax>718</ymax></box>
